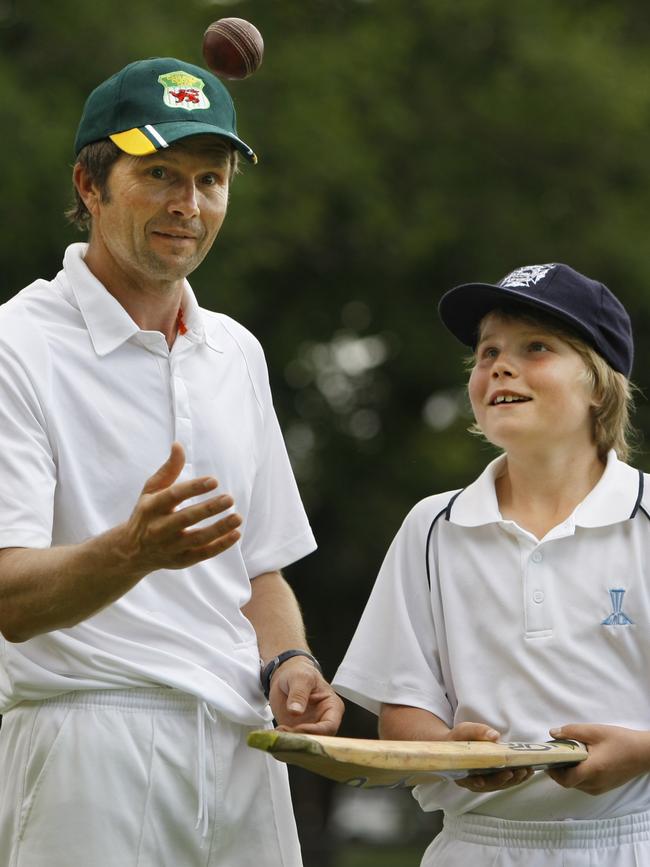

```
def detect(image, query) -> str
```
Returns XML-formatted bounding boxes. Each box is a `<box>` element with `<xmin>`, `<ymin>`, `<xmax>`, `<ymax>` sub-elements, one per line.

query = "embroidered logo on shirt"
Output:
<box><xmin>499</xmin><ymin>264</ymin><xmax>556</xmax><ymax>288</ymax></box>
<box><xmin>601</xmin><ymin>588</ymin><xmax>633</xmax><ymax>626</ymax></box>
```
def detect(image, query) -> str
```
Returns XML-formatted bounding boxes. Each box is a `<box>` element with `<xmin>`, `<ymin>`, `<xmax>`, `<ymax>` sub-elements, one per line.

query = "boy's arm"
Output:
<box><xmin>547</xmin><ymin>723</ymin><xmax>650</xmax><ymax>795</ymax></box>
<box><xmin>380</xmin><ymin>703</ymin><xmax>461</xmax><ymax>740</ymax></box>
<box><xmin>379</xmin><ymin>703</ymin><xmax>533</xmax><ymax>791</ymax></box>
<box><xmin>380</xmin><ymin>702</ymin><xmax>502</xmax><ymax>742</ymax></box>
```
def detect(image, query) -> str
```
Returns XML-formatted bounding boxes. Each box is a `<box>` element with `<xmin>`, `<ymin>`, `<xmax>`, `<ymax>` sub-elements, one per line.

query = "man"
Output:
<box><xmin>0</xmin><ymin>57</ymin><xmax>343</xmax><ymax>866</ymax></box>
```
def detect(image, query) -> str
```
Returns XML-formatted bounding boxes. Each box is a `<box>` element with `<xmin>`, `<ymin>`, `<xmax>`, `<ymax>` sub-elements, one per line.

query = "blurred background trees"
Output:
<box><xmin>4</xmin><ymin>0</ymin><xmax>650</xmax><ymax>862</ymax></box>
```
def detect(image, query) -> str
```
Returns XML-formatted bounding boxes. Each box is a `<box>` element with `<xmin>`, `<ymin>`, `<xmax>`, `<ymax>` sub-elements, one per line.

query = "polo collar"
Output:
<box><xmin>448</xmin><ymin>455</ymin><xmax>504</xmax><ymax>527</ymax></box>
<box><xmin>449</xmin><ymin>450</ymin><xmax>642</xmax><ymax>529</ymax></box>
<box><xmin>574</xmin><ymin>452</ymin><xmax>642</xmax><ymax>527</ymax></box>
<box><xmin>63</xmin><ymin>243</ymin><xmax>222</xmax><ymax>356</ymax></box>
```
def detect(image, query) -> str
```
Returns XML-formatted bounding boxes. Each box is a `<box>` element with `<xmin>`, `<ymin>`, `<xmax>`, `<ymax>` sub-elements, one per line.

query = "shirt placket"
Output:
<box><xmin>523</xmin><ymin>544</ymin><xmax>553</xmax><ymax>637</ymax></box>
<box><xmin>170</xmin><ymin>343</ymin><xmax>195</xmax><ymax>481</ymax></box>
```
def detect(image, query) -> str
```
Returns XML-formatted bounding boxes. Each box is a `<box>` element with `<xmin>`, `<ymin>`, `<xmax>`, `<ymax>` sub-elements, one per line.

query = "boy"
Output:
<box><xmin>333</xmin><ymin>263</ymin><xmax>650</xmax><ymax>865</ymax></box>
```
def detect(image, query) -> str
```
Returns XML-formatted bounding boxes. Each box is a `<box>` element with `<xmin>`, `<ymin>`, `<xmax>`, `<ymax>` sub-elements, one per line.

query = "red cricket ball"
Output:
<box><xmin>202</xmin><ymin>18</ymin><xmax>264</xmax><ymax>80</ymax></box>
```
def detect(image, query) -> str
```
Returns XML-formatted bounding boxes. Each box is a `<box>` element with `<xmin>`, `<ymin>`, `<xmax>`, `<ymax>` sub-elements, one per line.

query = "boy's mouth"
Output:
<box><xmin>490</xmin><ymin>393</ymin><xmax>532</xmax><ymax>406</ymax></box>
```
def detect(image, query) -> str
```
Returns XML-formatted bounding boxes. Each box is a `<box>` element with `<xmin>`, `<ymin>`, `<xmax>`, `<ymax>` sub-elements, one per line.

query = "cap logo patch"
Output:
<box><xmin>158</xmin><ymin>71</ymin><xmax>210</xmax><ymax>112</ymax></box>
<box><xmin>499</xmin><ymin>264</ymin><xmax>556</xmax><ymax>289</ymax></box>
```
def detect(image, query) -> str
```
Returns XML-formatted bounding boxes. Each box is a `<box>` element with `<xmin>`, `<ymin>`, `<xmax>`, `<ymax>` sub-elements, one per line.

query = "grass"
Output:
<box><xmin>336</xmin><ymin>843</ymin><xmax>426</xmax><ymax>867</ymax></box>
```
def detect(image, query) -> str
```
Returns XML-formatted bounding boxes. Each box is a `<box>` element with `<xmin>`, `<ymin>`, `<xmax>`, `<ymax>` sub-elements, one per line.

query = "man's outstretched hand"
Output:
<box><xmin>120</xmin><ymin>442</ymin><xmax>243</xmax><ymax>575</ymax></box>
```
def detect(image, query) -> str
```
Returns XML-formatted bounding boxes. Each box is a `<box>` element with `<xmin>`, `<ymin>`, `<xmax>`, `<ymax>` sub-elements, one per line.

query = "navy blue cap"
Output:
<box><xmin>438</xmin><ymin>263</ymin><xmax>634</xmax><ymax>376</ymax></box>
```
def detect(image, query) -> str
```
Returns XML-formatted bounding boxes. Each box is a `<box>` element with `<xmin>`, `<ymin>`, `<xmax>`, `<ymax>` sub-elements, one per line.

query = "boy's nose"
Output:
<box><xmin>491</xmin><ymin>358</ymin><xmax>516</xmax><ymax>378</ymax></box>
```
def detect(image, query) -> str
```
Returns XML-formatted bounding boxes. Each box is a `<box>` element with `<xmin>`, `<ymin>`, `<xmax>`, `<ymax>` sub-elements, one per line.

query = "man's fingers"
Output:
<box><xmin>181</xmin><ymin>512</ymin><xmax>243</xmax><ymax>549</ymax></box>
<box><xmin>142</xmin><ymin>442</ymin><xmax>186</xmax><ymax>495</ymax></box>
<box><xmin>150</xmin><ymin>476</ymin><xmax>219</xmax><ymax>514</ymax></box>
<box><xmin>167</xmin><ymin>493</ymin><xmax>234</xmax><ymax>531</ymax></box>
<box><xmin>282</xmin><ymin>676</ymin><xmax>314</xmax><ymax>714</ymax></box>
<box><xmin>182</xmin><ymin>525</ymin><xmax>242</xmax><ymax>562</ymax></box>
<box><xmin>278</xmin><ymin>718</ymin><xmax>341</xmax><ymax>735</ymax></box>
<box><xmin>124</xmin><ymin>448</ymin><xmax>242</xmax><ymax>572</ymax></box>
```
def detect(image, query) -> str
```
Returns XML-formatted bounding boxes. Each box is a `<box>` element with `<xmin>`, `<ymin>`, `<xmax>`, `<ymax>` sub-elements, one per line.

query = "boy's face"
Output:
<box><xmin>468</xmin><ymin>312</ymin><xmax>596</xmax><ymax>454</ymax></box>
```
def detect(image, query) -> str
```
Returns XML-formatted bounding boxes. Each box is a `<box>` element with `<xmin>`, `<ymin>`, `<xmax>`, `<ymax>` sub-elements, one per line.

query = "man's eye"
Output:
<box><xmin>202</xmin><ymin>173</ymin><xmax>227</xmax><ymax>187</ymax></box>
<box><xmin>150</xmin><ymin>167</ymin><xmax>166</xmax><ymax>179</ymax></box>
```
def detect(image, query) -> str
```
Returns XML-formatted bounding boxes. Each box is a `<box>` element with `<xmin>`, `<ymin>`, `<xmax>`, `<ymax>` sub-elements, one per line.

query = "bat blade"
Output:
<box><xmin>247</xmin><ymin>731</ymin><xmax>587</xmax><ymax>789</ymax></box>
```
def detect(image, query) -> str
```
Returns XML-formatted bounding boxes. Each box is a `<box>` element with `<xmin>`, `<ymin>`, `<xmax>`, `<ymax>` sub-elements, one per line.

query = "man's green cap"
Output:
<box><xmin>74</xmin><ymin>57</ymin><xmax>257</xmax><ymax>163</ymax></box>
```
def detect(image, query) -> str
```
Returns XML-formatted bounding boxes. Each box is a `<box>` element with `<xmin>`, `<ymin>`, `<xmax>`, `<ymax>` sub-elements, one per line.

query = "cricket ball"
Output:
<box><xmin>202</xmin><ymin>18</ymin><xmax>264</xmax><ymax>80</ymax></box>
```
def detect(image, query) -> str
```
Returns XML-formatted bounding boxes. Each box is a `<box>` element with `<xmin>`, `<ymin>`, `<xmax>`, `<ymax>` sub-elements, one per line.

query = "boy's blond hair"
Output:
<box><xmin>468</xmin><ymin>306</ymin><xmax>637</xmax><ymax>462</ymax></box>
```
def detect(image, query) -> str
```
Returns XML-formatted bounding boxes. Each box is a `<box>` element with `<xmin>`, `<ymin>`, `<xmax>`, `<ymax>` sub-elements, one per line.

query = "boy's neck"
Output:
<box><xmin>495</xmin><ymin>448</ymin><xmax>606</xmax><ymax>541</ymax></box>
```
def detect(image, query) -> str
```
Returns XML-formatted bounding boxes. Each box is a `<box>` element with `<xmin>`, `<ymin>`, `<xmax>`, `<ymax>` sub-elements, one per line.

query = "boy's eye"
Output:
<box><xmin>529</xmin><ymin>341</ymin><xmax>549</xmax><ymax>352</ymax></box>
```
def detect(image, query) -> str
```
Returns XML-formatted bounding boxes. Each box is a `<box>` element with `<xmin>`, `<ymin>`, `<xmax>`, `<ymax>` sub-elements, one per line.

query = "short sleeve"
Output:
<box><xmin>0</xmin><ymin>318</ymin><xmax>56</xmax><ymax>549</ymax></box>
<box><xmin>239</xmin><ymin>345</ymin><xmax>316</xmax><ymax>579</ymax></box>
<box><xmin>332</xmin><ymin>499</ymin><xmax>453</xmax><ymax>723</ymax></box>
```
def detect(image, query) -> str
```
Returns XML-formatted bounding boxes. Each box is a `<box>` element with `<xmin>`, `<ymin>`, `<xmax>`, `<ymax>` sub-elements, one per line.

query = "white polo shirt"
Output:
<box><xmin>333</xmin><ymin>451</ymin><xmax>650</xmax><ymax>820</ymax></box>
<box><xmin>0</xmin><ymin>243</ymin><xmax>316</xmax><ymax>726</ymax></box>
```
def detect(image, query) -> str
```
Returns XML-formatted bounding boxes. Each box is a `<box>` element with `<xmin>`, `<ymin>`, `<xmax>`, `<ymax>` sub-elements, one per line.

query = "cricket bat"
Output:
<box><xmin>247</xmin><ymin>731</ymin><xmax>587</xmax><ymax>789</ymax></box>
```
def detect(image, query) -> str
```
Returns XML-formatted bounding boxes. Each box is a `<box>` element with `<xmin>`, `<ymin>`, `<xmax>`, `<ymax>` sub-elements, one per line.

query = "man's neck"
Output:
<box><xmin>83</xmin><ymin>244</ymin><xmax>184</xmax><ymax>347</ymax></box>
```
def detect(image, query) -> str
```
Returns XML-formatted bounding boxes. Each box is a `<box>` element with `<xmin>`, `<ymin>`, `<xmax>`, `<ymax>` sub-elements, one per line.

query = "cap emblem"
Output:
<box><xmin>499</xmin><ymin>264</ymin><xmax>556</xmax><ymax>289</ymax></box>
<box><xmin>157</xmin><ymin>71</ymin><xmax>210</xmax><ymax>112</ymax></box>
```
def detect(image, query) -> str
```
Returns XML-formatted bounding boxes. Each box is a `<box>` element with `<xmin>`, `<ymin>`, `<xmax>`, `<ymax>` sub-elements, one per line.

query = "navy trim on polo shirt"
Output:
<box><xmin>630</xmin><ymin>469</ymin><xmax>644</xmax><ymax>519</ymax></box>
<box><xmin>445</xmin><ymin>489</ymin><xmax>463</xmax><ymax>521</ymax></box>
<box><xmin>638</xmin><ymin>470</ymin><xmax>650</xmax><ymax>522</ymax></box>
<box><xmin>425</xmin><ymin>489</ymin><xmax>463</xmax><ymax>588</ymax></box>
<box><xmin>424</xmin><ymin>467</ymin><xmax>647</xmax><ymax>589</ymax></box>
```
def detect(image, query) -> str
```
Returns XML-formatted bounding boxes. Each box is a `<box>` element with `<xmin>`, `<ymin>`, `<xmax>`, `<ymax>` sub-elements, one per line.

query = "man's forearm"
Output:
<box><xmin>243</xmin><ymin>570</ymin><xmax>344</xmax><ymax>734</ymax></box>
<box><xmin>0</xmin><ymin>444</ymin><xmax>242</xmax><ymax>643</ymax></box>
<box><xmin>0</xmin><ymin>524</ymin><xmax>147</xmax><ymax>642</ymax></box>
<box><xmin>242</xmin><ymin>571</ymin><xmax>311</xmax><ymax>663</ymax></box>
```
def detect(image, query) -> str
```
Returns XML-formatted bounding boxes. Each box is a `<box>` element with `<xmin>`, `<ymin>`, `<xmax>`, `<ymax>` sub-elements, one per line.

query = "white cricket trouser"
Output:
<box><xmin>422</xmin><ymin>810</ymin><xmax>650</xmax><ymax>866</ymax></box>
<box><xmin>0</xmin><ymin>688</ymin><xmax>303</xmax><ymax>867</ymax></box>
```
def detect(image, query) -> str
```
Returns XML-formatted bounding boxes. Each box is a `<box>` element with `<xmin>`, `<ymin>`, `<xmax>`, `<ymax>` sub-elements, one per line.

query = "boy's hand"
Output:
<box><xmin>444</xmin><ymin>722</ymin><xmax>534</xmax><ymax>793</ymax></box>
<box><xmin>547</xmin><ymin>724</ymin><xmax>650</xmax><ymax>795</ymax></box>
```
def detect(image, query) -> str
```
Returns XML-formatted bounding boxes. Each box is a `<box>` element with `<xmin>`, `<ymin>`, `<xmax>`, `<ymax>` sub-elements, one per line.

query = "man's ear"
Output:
<box><xmin>73</xmin><ymin>162</ymin><xmax>102</xmax><ymax>219</ymax></box>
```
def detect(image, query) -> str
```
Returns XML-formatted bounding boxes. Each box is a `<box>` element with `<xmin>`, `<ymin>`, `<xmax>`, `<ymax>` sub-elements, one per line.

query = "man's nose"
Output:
<box><xmin>168</xmin><ymin>181</ymin><xmax>199</xmax><ymax>218</ymax></box>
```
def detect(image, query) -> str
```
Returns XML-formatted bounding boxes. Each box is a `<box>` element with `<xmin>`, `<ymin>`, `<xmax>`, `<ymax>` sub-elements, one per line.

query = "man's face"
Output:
<box><xmin>87</xmin><ymin>135</ymin><xmax>233</xmax><ymax>288</ymax></box>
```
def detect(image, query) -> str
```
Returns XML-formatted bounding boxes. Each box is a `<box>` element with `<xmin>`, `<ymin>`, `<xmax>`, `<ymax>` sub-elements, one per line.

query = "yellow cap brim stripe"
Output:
<box><xmin>110</xmin><ymin>128</ymin><xmax>158</xmax><ymax>156</ymax></box>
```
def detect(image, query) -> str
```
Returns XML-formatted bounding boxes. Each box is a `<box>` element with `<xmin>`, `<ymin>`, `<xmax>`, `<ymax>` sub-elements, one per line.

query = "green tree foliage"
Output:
<box><xmin>4</xmin><ymin>0</ymin><xmax>650</xmax><ymax>727</ymax></box>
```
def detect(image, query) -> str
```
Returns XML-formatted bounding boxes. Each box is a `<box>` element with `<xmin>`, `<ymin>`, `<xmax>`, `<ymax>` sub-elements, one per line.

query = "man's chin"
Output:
<box><xmin>142</xmin><ymin>250</ymin><xmax>206</xmax><ymax>282</ymax></box>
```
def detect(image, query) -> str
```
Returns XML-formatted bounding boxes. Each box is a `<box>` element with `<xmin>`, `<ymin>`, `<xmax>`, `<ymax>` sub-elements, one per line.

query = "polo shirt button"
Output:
<box><xmin>533</xmin><ymin>590</ymin><xmax>544</xmax><ymax>603</ymax></box>
<box><xmin>531</xmin><ymin>551</ymin><xmax>543</xmax><ymax>563</ymax></box>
